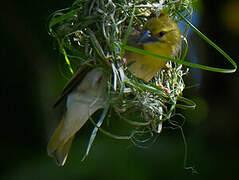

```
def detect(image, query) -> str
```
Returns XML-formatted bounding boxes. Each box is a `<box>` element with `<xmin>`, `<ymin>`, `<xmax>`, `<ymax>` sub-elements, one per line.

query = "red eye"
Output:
<box><xmin>158</xmin><ymin>31</ymin><xmax>167</xmax><ymax>38</ymax></box>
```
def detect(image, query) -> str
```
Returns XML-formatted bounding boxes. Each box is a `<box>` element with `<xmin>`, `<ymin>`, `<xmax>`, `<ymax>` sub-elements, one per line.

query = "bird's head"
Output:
<box><xmin>137</xmin><ymin>14</ymin><xmax>181</xmax><ymax>50</ymax></box>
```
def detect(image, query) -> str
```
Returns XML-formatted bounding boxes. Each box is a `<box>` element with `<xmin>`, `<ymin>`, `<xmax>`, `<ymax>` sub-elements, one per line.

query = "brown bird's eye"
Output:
<box><xmin>158</xmin><ymin>31</ymin><xmax>167</xmax><ymax>38</ymax></box>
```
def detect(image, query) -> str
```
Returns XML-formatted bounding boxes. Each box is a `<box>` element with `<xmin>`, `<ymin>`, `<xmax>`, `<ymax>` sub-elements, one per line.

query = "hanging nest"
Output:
<box><xmin>49</xmin><ymin>0</ymin><xmax>196</xmax><ymax>150</ymax></box>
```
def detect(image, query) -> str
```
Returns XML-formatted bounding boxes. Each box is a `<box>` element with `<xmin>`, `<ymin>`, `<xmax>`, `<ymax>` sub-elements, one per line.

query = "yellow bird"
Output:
<box><xmin>126</xmin><ymin>13</ymin><xmax>181</xmax><ymax>81</ymax></box>
<box><xmin>47</xmin><ymin>13</ymin><xmax>181</xmax><ymax>166</ymax></box>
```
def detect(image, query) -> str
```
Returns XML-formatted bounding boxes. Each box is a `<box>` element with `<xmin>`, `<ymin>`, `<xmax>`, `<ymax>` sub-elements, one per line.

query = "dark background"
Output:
<box><xmin>1</xmin><ymin>0</ymin><xmax>238</xmax><ymax>179</ymax></box>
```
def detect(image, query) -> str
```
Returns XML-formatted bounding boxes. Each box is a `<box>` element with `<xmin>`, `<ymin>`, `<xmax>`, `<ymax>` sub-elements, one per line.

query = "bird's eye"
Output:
<box><xmin>158</xmin><ymin>31</ymin><xmax>167</xmax><ymax>38</ymax></box>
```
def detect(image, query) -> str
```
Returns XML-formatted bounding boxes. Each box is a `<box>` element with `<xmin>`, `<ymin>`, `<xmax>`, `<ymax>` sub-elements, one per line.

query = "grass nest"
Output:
<box><xmin>49</xmin><ymin>0</ymin><xmax>196</xmax><ymax>153</ymax></box>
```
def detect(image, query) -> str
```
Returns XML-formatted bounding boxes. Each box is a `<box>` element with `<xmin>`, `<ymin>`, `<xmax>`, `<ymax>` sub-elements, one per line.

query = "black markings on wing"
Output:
<box><xmin>53</xmin><ymin>65</ymin><xmax>92</xmax><ymax>108</ymax></box>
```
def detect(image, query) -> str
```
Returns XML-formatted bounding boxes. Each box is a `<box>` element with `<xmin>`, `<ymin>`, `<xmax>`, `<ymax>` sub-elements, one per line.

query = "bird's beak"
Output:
<box><xmin>137</xmin><ymin>29</ymin><xmax>158</xmax><ymax>45</ymax></box>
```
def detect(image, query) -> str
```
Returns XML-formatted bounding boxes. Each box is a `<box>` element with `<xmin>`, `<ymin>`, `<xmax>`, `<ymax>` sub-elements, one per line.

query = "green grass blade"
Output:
<box><xmin>123</xmin><ymin>44</ymin><xmax>236</xmax><ymax>73</ymax></box>
<box><xmin>176</xmin><ymin>11</ymin><xmax>237</xmax><ymax>73</ymax></box>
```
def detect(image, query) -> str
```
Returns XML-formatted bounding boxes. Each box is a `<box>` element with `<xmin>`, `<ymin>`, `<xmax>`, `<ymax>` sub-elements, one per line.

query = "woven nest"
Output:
<box><xmin>49</xmin><ymin>0</ymin><xmax>195</xmax><ymax>147</ymax></box>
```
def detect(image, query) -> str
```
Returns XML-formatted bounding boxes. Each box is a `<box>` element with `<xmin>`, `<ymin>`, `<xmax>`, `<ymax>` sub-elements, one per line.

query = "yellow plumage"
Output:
<box><xmin>126</xmin><ymin>14</ymin><xmax>181</xmax><ymax>81</ymax></box>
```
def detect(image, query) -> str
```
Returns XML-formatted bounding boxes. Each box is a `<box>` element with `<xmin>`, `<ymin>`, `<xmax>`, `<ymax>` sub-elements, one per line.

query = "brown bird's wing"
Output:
<box><xmin>53</xmin><ymin>64</ymin><xmax>92</xmax><ymax>108</ymax></box>
<box><xmin>48</xmin><ymin>69</ymin><xmax>107</xmax><ymax>166</ymax></box>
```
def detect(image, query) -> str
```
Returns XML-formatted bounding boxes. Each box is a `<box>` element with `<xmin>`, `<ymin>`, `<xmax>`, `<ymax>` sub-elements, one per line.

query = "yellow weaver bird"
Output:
<box><xmin>47</xmin><ymin>13</ymin><xmax>181</xmax><ymax>166</ymax></box>
<box><xmin>126</xmin><ymin>13</ymin><xmax>181</xmax><ymax>81</ymax></box>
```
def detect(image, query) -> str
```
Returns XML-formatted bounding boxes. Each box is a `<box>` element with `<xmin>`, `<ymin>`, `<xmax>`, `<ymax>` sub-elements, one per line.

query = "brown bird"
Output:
<box><xmin>47</xmin><ymin>68</ymin><xmax>107</xmax><ymax>166</ymax></box>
